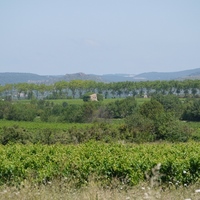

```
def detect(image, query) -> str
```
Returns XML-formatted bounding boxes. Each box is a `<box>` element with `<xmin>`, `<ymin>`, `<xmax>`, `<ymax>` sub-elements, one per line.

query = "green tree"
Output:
<box><xmin>0</xmin><ymin>100</ymin><xmax>12</xmax><ymax>119</ymax></box>
<box><xmin>54</xmin><ymin>81</ymin><xmax>69</xmax><ymax>98</ymax></box>
<box><xmin>139</xmin><ymin>99</ymin><xmax>164</xmax><ymax>120</ymax></box>
<box><xmin>182</xmin><ymin>99</ymin><xmax>200</xmax><ymax>121</ymax></box>
<box><xmin>81</xmin><ymin>102</ymin><xmax>101</xmax><ymax>122</ymax></box>
<box><xmin>5</xmin><ymin>103</ymin><xmax>37</xmax><ymax>121</ymax></box>
<box><xmin>125</xmin><ymin>113</ymin><xmax>155</xmax><ymax>142</ymax></box>
<box><xmin>68</xmin><ymin>80</ymin><xmax>78</xmax><ymax>98</ymax></box>
<box><xmin>62</xmin><ymin>104</ymin><xmax>83</xmax><ymax>123</ymax></box>
<box><xmin>97</xmin><ymin>93</ymin><xmax>103</xmax><ymax>101</ymax></box>
<box><xmin>106</xmin><ymin>97</ymin><xmax>137</xmax><ymax>118</ymax></box>
<box><xmin>152</xmin><ymin>94</ymin><xmax>183</xmax><ymax>118</ymax></box>
<box><xmin>82</xmin><ymin>92</ymin><xmax>93</xmax><ymax>102</ymax></box>
<box><xmin>40</xmin><ymin>107</ymin><xmax>52</xmax><ymax>122</ymax></box>
<box><xmin>154</xmin><ymin>112</ymin><xmax>191</xmax><ymax>142</ymax></box>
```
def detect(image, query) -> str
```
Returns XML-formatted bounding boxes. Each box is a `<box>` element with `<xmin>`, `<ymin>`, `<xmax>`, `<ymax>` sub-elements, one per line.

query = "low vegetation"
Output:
<box><xmin>0</xmin><ymin>94</ymin><xmax>199</xmax><ymax>144</ymax></box>
<box><xmin>1</xmin><ymin>79</ymin><xmax>200</xmax><ymax>198</ymax></box>
<box><xmin>0</xmin><ymin>141</ymin><xmax>200</xmax><ymax>187</ymax></box>
<box><xmin>1</xmin><ymin>181</ymin><xmax>200</xmax><ymax>200</ymax></box>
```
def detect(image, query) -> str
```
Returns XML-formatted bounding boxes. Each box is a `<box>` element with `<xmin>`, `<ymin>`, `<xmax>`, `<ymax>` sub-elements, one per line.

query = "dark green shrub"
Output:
<box><xmin>0</xmin><ymin>100</ymin><xmax>12</xmax><ymax>119</ymax></box>
<box><xmin>154</xmin><ymin>113</ymin><xmax>191</xmax><ymax>142</ymax></box>
<box><xmin>62</xmin><ymin>101</ymin><xmax>68</xmax><ymax>108</ymax></box>
<box><xmin>97</xmin><ymin>93</ymin><xmax>104</xmax><ymax>101</ymax></box>
<box><xmin>81</xmin><ymin>102</ymin><xmax>99</xmax><ymax>122</ymax></box>
<box><xmin>82</xmin><ymin>92</ymin><xmax>93</xmax><ymax>102</ymax></box>
<box><xmin>139</xmin><ymin>99</ymin><xmax>164</xmax><ymax>120</ymax></box>
<box><xmin>106</xmin><ymin>97</ymin><xmax>137</xmax><ymax>118</ymax></box>
<box><xmin>125</xmin><ymin>113</ymin><xmax>156</xmax><ymax>143</ymax></box>
<box><xmin>5</xmin><ymin>103</ymin><xmax>37</xmax><ymax>121</ymax></box>
<box><xmin>182</xmin><ymin>99</ymin><xmax>200</xmax><ymax>121</ymax></box>
<box><xmin>62</xmin><ymin>104</ymin><xmax>83</xmax><ymax>123</ymax></box>
<box><xmin>152</xmin><ymin>94</ymin><xmax>183</xmax><ymax>118</ymax></box>
<box><xmin>0</xmin><ymin>125</ymin><xmax>29</xmax><ymax>145</ymax></box>
<box><xmin>125</xmin><ymin>111</ymin><xmax>191</xmax><ymax>143</ymax></box>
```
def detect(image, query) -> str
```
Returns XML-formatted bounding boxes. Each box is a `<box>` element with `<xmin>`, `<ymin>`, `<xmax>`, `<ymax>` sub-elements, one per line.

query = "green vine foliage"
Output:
<box><xmin>0</xmin><ymin>141</ymin><xmax>199</xmax><ymax>187</ymax></box>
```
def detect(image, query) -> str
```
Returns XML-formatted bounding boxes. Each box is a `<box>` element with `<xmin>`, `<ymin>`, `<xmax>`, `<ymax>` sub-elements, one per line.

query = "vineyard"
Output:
<box><xmin>1</xmin><ymin>93</ymin><xmax>200</xmax><ymax>197</ymax></box>
<box><xmin>0</xmin><ymin>141</ymin><xmax>200</xmax><ymax>188</ymax></box>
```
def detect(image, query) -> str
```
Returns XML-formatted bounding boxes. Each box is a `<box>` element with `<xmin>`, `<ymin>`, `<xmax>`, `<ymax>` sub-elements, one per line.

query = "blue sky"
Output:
<box><xmin>0</xmin><ymin>0</ymin><xmax>200</xmax><ymax>75</ymax></box>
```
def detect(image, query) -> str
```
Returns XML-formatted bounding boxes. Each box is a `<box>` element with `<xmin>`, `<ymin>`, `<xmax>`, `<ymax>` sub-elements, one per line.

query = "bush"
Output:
<box><xmin>182</xmin><ymin>99</ymin><xmax>200</xmax><ymax>121</ymax></box>
<box><xmin>82</xmin><ymin>92</ymin><xmax>94</xmax><ymax>102</ymax></box>
<box><xmin>154</xmin><ymin>113</ymin><xmax>191</xmax><ymax>142</ymax></box>
<box><xmin>125</xmin><ymin>113</ymin><xmax>156</xmax><ymax>143</ymax></box>
<box><xmin>62</xmin><ymin>104</ymin><xmax>83</xmax><ymax>123</ymax></box>
<box><xmin>81</xmin><ymin>102</ymin><xmax>101</xmax><ymax>122</ymax></box>
<box><xmin>5</xmin><ymin>103</ymin><xmax>37</xmax><ymax>121</ymax></box>
<box><xmin>139</xmin><ymin>99</ymin><xmax>164</xmax><ymax>120</ymax></box>
<box><xmin>125</xmin><ymin>111</ymin><xmax>191</xmax><ymax>143</ymax></box>
<box><xmin>97</xmin><ymin>93</ymin><xmax>104</xmax><ymax>101</ymax></box>
<box><xmin>0</xmin><ymin>125</ymin><xmax>29</xmax><ymax>145</ymax></box>
<box><xmin>152</xmin><ymin>94</ymin><xmax>183</xmax><ymax>118</ymax></box>
<box><xmin>0</xmin><ymin>100</ymin><xmax>12</xmax><ymax>119</ymax></box>
<box><xmin>106</xmin><ymin>97</ymin><xmax>137</xmax><ymax>118</ymax></box>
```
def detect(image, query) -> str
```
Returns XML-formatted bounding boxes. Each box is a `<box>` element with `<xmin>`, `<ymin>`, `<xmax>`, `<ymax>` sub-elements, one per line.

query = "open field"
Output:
<box><xmin>0</xmin><ymin>120</ymin><xmax>91</xmax><ymax>131</ymax></box>
<box><xmin>15</xmin><ymin>97</ymin><xmax>150</xmax><ymax>105</ymax></box>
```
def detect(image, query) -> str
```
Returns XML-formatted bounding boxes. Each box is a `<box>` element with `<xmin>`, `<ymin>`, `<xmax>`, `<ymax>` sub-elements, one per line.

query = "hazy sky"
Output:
<box><xmin>0</xmin><ymin>0</ymin><xmax>200</xmax><ymax>75</ymax></box>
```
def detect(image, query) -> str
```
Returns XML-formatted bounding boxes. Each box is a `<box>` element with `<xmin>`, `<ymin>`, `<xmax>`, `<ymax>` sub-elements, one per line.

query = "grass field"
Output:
<box><xmin>0</xmin><ymin>120</ymin><xmax>91</xmax><ymax>132</ymax></box>
<box><xmin>15</xmin><ymin>97</ymin><xmax>150</xmax><ymax>105</ymax></box>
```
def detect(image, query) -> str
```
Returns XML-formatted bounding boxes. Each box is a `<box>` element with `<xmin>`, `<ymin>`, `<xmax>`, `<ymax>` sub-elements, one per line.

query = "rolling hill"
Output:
<box><xmin>1</xmin><ymin>68</ymin><xmax>200</xmax><ymax>85</ymax></box>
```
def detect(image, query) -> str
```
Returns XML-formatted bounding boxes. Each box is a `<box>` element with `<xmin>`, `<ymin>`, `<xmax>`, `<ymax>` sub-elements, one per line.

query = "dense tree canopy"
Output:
<box><xmin>1</xmin><ymin>79</ymin><xmax>200</xmax><ymax>100</ymax></box>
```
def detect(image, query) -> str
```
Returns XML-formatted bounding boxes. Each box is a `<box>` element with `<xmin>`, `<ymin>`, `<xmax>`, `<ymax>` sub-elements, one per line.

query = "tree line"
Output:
<box><xmin>1</xmin><ymin>79</ymin><xmax>200</xmax><ymax>100</ymax></box>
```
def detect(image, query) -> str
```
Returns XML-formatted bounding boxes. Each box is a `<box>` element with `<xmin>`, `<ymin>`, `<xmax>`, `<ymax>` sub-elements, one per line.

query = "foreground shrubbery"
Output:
<box><xmin>0</xmin><ymin>141</ymin><xmax>200</xmax><ymax>188</ymax></box>
<box><xmin>0</xmin><ymin>119</ymin><xmax>193</xmax><ymax>145</ymax></box>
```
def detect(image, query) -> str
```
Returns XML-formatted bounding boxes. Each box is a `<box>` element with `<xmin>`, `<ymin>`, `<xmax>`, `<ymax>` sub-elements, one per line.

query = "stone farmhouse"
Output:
<box><xmin>89</xmin><ymin>93</ymin><xmax>98</xmax><ymax>101</ymax></box>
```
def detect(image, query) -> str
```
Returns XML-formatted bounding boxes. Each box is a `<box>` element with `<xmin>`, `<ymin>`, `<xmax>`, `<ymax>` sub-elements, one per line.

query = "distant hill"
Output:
<box><xmin>100</xmin><ymin>74</ymin><xmax>137</xmax><ymax>82</ymax></box>
<box><xmin>1</xmin><ymin>68</ymin><xmax>200</xmax><ymax>85</ymax></box>
<box><xmin>0</xmin><ymin>72</ymin><xmax>104</xmax><ymax>85</ymax></box>
<box><xmin>0</xmin><ymin>73</ymin><xmax>59</xmax><ymax>85</ymax></box>
<box><xmin>62</xmin><ymin>72</ymin><xmax>102</xmax><ymax>82</ymax></box>
<box><xmin>100</xmin><ymin>68</ymin><xmax>200</xmax><ymax>82</ymax></box>
<box><xmin>133</xmin><ymin>68</ymin><xmax>200</xmax><ymax>81</ymax></box>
